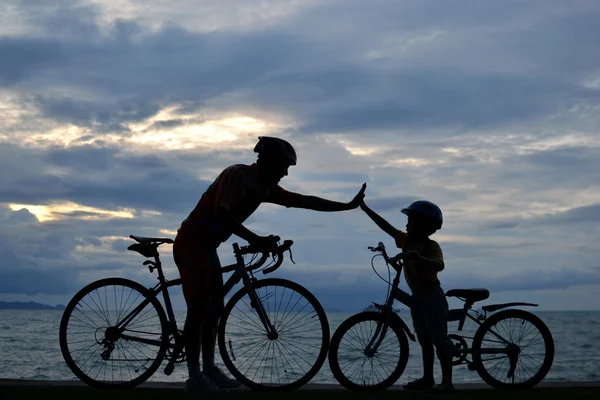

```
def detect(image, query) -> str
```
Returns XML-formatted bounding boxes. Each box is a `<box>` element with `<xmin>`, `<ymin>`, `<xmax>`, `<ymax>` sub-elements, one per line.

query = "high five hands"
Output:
<box><xmin>348</xmin><ymin>183</ymin><xmax>367</xmax><ymax>209</ymax></box>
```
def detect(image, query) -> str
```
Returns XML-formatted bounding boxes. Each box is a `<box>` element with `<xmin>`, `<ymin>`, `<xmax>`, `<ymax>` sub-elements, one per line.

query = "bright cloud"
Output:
<box><xmin>9</xmin><ymin>202</ymin><xmax>136</xmax><ymax>222</ymax></box>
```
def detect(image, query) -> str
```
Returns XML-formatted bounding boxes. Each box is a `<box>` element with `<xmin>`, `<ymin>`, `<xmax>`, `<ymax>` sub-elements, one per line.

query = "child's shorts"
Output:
<box><xmin>410</xmin><ymin>285</ymin><xmax>450</xmax><ymax>346</ymax></box>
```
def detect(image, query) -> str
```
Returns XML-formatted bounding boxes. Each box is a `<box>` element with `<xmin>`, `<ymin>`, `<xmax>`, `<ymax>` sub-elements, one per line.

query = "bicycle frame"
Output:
<box><xmin>364</xmin><ymin>244</ymin><xmax>411</xmax><ymax>356</ymax></box>
<box><xmin>115</xmin><ymin>242</ymin><xmax>280</xmax><ymax>356</ymax></box>
<box><xmin>364</xmin><ymin>243</ymin><xmax>511</xmax><ymax>358</ymax></box>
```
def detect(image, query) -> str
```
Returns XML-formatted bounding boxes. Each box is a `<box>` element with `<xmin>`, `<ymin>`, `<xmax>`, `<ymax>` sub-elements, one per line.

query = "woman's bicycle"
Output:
<box><xmin>328</xmin><ymin>241</ymin><xmax>554</xmax><ymax>391</ymax></box>
<box><xmin>59</xmin><ymin>234</ymin><xmax>330</xmax><ymax>391</ymax></box>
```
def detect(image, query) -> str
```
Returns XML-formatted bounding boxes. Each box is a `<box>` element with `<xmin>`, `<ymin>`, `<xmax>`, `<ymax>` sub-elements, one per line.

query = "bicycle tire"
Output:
<box><xmin>218</xmin><ymin>278</ymin><xmax>329</xmax><ymax>391</ymax></box>
<box><xmin>59</xmin><ymin>278</ymin><xmax>169</xmax><ymax>389</ymax></box>
<box><xmin>328</xmin><ymin>311</ymin><xmax>409</xmax><ymax>392</ymax></box>
<box><xmin>472</xmin><ymin>309</ymin><xmax>554</xmax><ymax>389</ymax></box>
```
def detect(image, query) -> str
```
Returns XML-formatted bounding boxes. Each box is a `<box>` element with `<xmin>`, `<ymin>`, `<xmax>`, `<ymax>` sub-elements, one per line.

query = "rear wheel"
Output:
<box><xmin>59</xmin><ymin>278</ymin><xmax>169</xmax><ymax>389</ymax></box>
<box><xmin>472</xmin><ymin>309</ymin><xmax>554</xmax><ymax>389</ymax></box>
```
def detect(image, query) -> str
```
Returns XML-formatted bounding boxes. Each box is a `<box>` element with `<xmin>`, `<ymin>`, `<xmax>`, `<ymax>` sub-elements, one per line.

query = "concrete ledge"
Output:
<box><xmin>1</xmin><ymin>379</ymin><xmax>599</xmax><ymax>399</ymax></box>
<box><xmin>1</xmin><ymin>379</ymin><xmax>600</xmax><ymax>389</ymax></box>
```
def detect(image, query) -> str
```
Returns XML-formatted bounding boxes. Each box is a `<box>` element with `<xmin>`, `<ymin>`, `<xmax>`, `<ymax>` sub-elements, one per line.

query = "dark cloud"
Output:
<box><xmin>537</xmin><ymin>203</ymin><xmax>600</xmax><ymax>225</ymax></box>
<box><xmin>0</xmin><ymin>268</ymin><xmax>78</xmax><ymax>295</ymax></box>
<box><xmin>0</xmin><ymin>204</ymin><xmax>178</xmax><ymax>296</ymax></box>
<box><xmin>485</xmin><ymin>221</ymin><xmax>520</xmax><ymax>230</ymax></box>
<box><xmin>1</xmin><ymin>0</ymin><xmax>600</xmax><ymax>310</ymax></box>
<box><xmin>2</xmin><ymin>0</ymin><xmax>599</xmax><ymax>135</ymax></box>
<box><xmin>362</xmin><ymin>196</ymin><xmax>418</xmax><ymax>213</ymax></box>
<box><xmin>32</xmin><ymin>95</ymin><xmax>158</xmax><ymax>132</ymax></box>
<box><xmin>297</xmin><ymin>172</ymin><xmax>370</xmax><ymax>183</ymax></box>
<box><xmin>481</xmin><ymin>202</ymin><xmax>600</xmax><ymax>231</ymax></box>
<box><xmin>148</xmin><ymin>119</ymin><xmax>194</xmax><ymax>130</ymax></box>
<box><xmin>1</xmin><ymin>18</ymin><xmax>311</xmax><ymax>128</ymax></box>
<box><xmin>0</xmin><ymin>144</ymin><xmax>212</xmax><ymax>213</ymax></box>
<box><xmin>298</xmin><ymin>69</ymin><xmax>599</xmax><ymax>134</ymax></box>
<box><xmin>0</xmin><ymin>38</ymin><xmax>66</xmax><ymax>86</ymax></box>
<box><xmin>497</xmin><ymin>146</ymin><xmax>600</xmax><ymax>191</ymax></box>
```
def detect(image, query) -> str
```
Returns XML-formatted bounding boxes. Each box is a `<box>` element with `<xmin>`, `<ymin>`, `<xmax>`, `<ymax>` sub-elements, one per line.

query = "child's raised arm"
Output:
<box><xmin>360</xmin><ymin>200</ymin><xmax>398</xmax><ymax>239</ymax></box>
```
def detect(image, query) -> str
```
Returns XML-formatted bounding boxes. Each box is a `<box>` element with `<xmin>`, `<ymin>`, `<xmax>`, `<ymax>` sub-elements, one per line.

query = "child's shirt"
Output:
<box><xmin>394</xmin><ymin>230</ymin><xmax>444</xmax><ymax>293</ymax></box>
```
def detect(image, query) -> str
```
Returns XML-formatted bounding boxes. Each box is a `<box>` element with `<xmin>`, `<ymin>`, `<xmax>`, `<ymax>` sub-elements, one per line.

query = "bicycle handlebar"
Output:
<box><xmin>237</xmin><ymin>239</ymin><xmax>295</xmax><ymax>274</ymax></box>
<box><xmin>262</xmin><ymin>240</ymin><xmax>294</xmax><ymax>274</ymax></box>
<box><xmin>368</xmin><ymin>242</ymin><xmax>405</xmax><ymax>265</ymax></box>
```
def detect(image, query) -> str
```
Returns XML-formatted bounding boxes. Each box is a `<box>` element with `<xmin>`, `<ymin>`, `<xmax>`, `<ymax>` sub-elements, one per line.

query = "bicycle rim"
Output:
<box><xmin>59</xmin><ymin>278</ymin><xmax>169</xmax><ymax>389</ymax></box>
<box><xmin>218</xmin><ymin>278</ymin><xmax>329</xmax><ymax>391</ymax></box>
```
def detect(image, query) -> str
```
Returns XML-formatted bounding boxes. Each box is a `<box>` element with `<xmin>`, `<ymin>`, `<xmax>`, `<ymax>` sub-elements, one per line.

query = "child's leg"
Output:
<box><xmin>433</xmin><ymin>329</ymin><xmax>453</xmax><ymax>386</ymax></box>
<box><xmin>426</xmin><ymin>287</ymin><xmax>455</xmax><ymax>388</ymax></box>
<box><xmin>419</xmin><ymin>331</ymin><xmax>436</xmax><ymax>383</ymax></box>
<box><xmin>404</xmin><ymin>300</ymin><xmax>435</xmax><ymax>389</ymax></box>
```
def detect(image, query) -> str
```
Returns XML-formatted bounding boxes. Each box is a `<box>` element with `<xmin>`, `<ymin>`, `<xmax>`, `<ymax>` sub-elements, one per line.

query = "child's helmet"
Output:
<box><xmin>401</xmin><ymin>200</ymin><xmax>443</xmax><ymax>230</ymax></box>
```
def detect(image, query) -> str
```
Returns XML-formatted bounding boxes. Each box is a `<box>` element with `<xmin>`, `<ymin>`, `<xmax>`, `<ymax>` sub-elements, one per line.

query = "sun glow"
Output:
<box><xmin>128</xmin><ymin>115</ymin><xmax>271</xmax><ymax>150</ymax></box>
<box><xmin>1</xmin><ymin>101</ymin><xmax>289</xmax><ymax>152</ymax></box>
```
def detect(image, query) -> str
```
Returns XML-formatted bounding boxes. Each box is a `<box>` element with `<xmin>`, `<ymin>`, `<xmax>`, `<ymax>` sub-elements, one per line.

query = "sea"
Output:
<box><xmin>1</xmin><ymin>310</ymin><xmax>599</xmax><ymax>385</ymax></box>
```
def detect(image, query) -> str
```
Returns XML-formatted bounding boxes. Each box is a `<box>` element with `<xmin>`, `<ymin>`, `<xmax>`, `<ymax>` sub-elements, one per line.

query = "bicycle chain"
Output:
<box><xmin>122</xmin><ymin>329</ymin><xmax>162</xmax><ymax>336</ymax></box>
<box><xmin>111</xmin><ymin>329</ymin><xmax>187</xmax><ymax>363</ymax></box>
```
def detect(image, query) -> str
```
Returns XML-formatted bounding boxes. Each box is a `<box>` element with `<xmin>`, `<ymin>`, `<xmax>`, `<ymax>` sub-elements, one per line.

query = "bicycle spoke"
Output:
<box><xmin>241</xmin><ymin>340</ymin><xmax>272</xmax><ymax>378</ymax></box>
<box><xmin>233</xmin><ymin>338</ymin><xmax>270</xmax><ymax>361</ymax></box>
<box><xmin>334</xmin><ymin>317</ymin><xmax>402</xmax><ymax>387</ymax></box>
<box><xmin>62</xmin><ymin>280</ymin><xmax>165</xmax><ymax>388</ymax></box>
<box><xmin>275</xmin><ymin>296</ymin><xmax>305</xmax><ymax>331</ymax></box>
<box><xmin>476</xmin><ymin>312</ymin><xmax>553</xmax><ymax>388</ymax></box>
<box><xmin>278</xmin><ymin>314</ymin><xmax>319</xmax><ymax>335</ymax></box>
<box><xmin>236</xmin><ymin>299</ymin><xmax>270</xmax><ymax>332</ymax></box>
<box><xmin>274</xmin><ymin>340</ymin><xmax>301</xmax><ymax>382</ymax></box>
<box><xmin>277</xmin><ymin>302</ymin><xmax>312</xmax><ymax>333</ymax></box>
<box><xmin>340</xmin><ymin>336</ymin><xmax>367</xmax><ymax>354</ymax></box>
<box><xmin>222</xmin><ymin>281</ymin><xmax>327</xmax><ymax>389</ymax></box>
<box><xmin>229</xmin><ymin>311</ymin><xmax>268</xmax><ymax>335</ymax></box>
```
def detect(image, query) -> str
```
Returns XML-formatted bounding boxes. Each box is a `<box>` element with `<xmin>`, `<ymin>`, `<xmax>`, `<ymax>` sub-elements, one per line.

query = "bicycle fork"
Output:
<box><xmin>248</xmin><ymin>285</ymin><xmax>278</xmax><ymax>340</ymax></box>
<box><xmin>364</xmin><ymin>271</ymin><xmax>405</xmax><ymax>358</ymax></box>
<box><xmin>364</xmin><ymin>306</ymin><xmax>395</xmax><ymax>358</ymax></box>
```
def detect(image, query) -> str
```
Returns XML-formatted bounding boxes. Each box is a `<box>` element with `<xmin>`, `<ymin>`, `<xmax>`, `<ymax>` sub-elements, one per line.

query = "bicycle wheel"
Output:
<box><xmin>328</xmin><ymin>311</ymin><xmax>409</xmax><ymax>391</ymax></box>
<box><xmin>472</xmin><ymin>309</ymin><xmax>554</xmax><ymax>389</ymax></box>
<box><xmin>218</xmin><ymin>278</ymin><xmax>329</xmax><ymax>391</ymax></box>
<box><xmin>59</xmin><ymin>278</ymin><xmax>169</xmax><ymax>389</ymax></box>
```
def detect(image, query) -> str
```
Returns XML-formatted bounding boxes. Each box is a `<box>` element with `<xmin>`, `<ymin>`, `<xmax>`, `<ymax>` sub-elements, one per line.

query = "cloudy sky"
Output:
<box><xmin>1</xmin><ymin>0</ymin><xmax>599</xmax><ymax>312</ymax></box>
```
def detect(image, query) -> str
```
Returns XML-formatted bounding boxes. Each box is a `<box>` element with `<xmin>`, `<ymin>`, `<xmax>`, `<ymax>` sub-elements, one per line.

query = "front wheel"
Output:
<box><xmin>328</xmin><ymin>311</ymin><xmax>410</xmax><ymax>392</ymax></box>
<box><xmin>472</xmin><ymin>309</ymin><xmax>554</xmax><ymax>389</ymax></box>
<box><xmin>59</xmin><ymin>278</ymin><xmax>169</xmax><ymax>389</ymax></box>
<box><xmin>218</xmin><ymin>278</ymin><xmax>329</xmax><ymax>391</ymax></box>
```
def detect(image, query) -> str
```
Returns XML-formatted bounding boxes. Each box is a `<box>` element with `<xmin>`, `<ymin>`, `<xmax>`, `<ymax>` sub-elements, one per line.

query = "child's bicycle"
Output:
<box><xmin>328</xmin><ymin>241</ymin><xmax>555</xmax><ymax>391</ymax></box>
<box><xmin>59</xmin><ymin>235</ymin><xmax>330</xmax><ymax>391</ymax></box>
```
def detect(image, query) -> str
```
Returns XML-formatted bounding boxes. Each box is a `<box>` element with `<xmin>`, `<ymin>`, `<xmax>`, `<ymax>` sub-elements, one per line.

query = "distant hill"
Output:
<box><xmin>0</xmin><ymin>301</ymin><xmax>66</xmax><ymax>310</ymax></box>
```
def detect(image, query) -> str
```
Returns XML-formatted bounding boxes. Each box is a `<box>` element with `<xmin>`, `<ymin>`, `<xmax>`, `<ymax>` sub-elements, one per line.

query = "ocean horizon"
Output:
<box><xmin>0</xmin><ymin>309</ymin><xmax>598</xmax><ymax>386</ymax></box>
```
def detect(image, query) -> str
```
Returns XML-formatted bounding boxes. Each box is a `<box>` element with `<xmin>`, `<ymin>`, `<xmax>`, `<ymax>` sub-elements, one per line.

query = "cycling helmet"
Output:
<box><xmin>254</xmin><ymin>136</ymin><xmax>297</xmax><ymax>166</ymax></box>
<box><xmin>401</xmin><ymin>200</ymin><xmax>443</xmax><ymax>230</ymax></box>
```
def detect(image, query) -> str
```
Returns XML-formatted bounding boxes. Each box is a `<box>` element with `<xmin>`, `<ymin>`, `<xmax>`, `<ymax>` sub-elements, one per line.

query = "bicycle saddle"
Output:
<box><xmin>130</xmin><ymin>235</ymin><xmax>174</xmax><ymax>244</ymax></box>
<box><xmin>445</xmin><ymin>288</ymin><xmax>490</xmax><ymax>302</ymax></box>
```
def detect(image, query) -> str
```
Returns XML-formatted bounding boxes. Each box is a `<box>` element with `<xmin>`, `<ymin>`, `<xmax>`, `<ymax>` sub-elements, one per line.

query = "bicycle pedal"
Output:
<box><xmin>164</xmin><ymin>362</ymin><xmax>175</xmax><ymax>376</ymax></box>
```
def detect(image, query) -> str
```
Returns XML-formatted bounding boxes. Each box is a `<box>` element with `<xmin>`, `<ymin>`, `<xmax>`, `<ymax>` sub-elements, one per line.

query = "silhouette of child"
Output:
<box><xmin>360</xmin><ymin>199</ymin><xmax>455</xmax><ymax>392</ymax></box>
